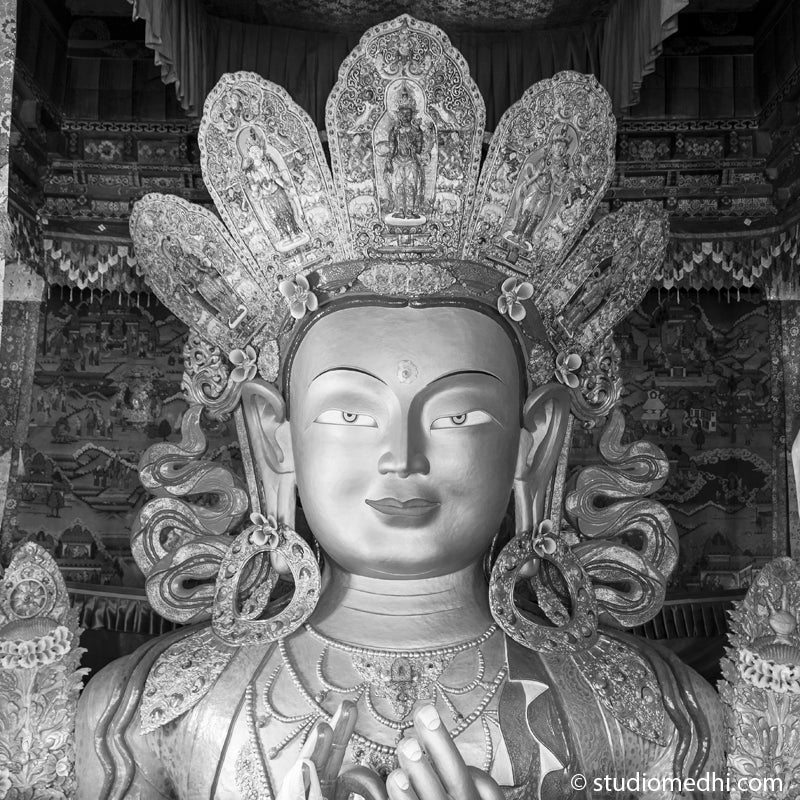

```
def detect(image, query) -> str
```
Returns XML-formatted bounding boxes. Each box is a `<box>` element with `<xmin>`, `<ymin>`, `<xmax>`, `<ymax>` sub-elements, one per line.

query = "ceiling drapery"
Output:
<box><xmin>29</xmin><ymin>223</ymin><xmax>800</xmax><ymax>298</ymax></box>
<box><xmin>129</xmin><ymin>0</ymin><xmax>687</xmax><ymax>125</ymax></box>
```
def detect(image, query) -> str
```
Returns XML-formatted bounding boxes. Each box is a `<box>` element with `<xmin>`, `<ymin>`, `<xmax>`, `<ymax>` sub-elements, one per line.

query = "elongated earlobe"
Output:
<box><xmin>240</xmin><ymin>380</ymin><xmax>296</xmax><ymax>525</ymax></box>
<box><xmin>513</xmin><ymin>383</ymin><xmax>571</xmax><ymax>533</ymax></box>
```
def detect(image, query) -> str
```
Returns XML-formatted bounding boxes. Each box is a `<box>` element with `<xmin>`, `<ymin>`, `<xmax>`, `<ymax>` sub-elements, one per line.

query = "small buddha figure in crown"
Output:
<box><xmin>240</xmin><ymin>126</ymin><xmax>306</xmax><ymax>245</ymax></box>
<box><xmin>384</xmin><ymin>83</ymin><xmax>427</xmax><ymax>222</ymax></box>
<box><xmin>506</xmin><ymin>124</ymin><xmax>578</xmax><ymax>247</ymax></box>
<box><xmin>76</xmin><ymin>16</ymin><xmax>726</xmax><ymax>800</ymax></box>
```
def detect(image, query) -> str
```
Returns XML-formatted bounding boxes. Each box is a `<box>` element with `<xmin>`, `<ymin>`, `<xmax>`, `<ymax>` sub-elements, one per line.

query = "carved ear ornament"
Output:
<box><xmin>490</xmin><ymin>408</ymin><xmax>679</xmax><ymax>654</ymax></box>
<box><xmin>133</xmin><ymin>410</ymin><xmax>322</xmax><ymax>637</ymax></box>
<box><xmin>130</xmin><ymin>15</ymin><xmax>667</xmax><ymax>404</ymax></box>
<box><xmin>212</xmin><ymin>515</ymin><xmax>321</xmax><ymax>645</ymax></box>
<box><xmin>489</xmin><ymin>519</ymin><xmax>599</xmax><ymax>654</ymax></box>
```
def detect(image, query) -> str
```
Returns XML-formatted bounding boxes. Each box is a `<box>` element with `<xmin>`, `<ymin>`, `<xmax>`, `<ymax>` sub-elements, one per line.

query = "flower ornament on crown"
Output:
<box><xmin>130</xmin><ymin>14</ymin><xmax>668</xmax><ymax>400</ymax></box>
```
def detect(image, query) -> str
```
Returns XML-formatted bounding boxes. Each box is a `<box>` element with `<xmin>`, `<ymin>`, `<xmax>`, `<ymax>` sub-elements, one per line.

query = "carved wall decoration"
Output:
<box><xmin>720</xmin><ymin>558</ymin><xmax>800</xmax><ymax>798</ymax></box>
<box><xmin>0</xmin><ymin>542</ymin><xmax>88</xmax><ymax>798</ymax></box>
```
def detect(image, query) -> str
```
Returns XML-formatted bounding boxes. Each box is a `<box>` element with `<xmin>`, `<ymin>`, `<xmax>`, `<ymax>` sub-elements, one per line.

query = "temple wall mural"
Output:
<box><xmin>9</xmin><ymin>291</ymin><xmax>241</xmax><ymax>589</ymax></box>
<box><xmin>614</xmin><ymin>289</ymin><xmax>776</xmax><ymax>594</ymax></box>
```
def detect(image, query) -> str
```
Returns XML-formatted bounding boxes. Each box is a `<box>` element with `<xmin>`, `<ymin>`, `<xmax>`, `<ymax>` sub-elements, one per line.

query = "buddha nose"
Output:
<box><xmin>377</xmin><ymin>417</ymin><xmax>430</xmax><ymax>477</ymax></box>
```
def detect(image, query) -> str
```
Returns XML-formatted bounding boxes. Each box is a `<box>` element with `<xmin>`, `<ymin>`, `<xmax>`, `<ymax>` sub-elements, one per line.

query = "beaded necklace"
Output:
<box><xmin>257</xmin><ymin>625</ymin><xmax>506</xmax><ymax>776</ymax></box>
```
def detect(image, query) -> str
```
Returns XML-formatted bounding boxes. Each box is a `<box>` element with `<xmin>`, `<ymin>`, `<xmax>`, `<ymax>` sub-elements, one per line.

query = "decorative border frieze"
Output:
<box><xmin>618</xmin><ymin>118</ymin><xmax>759</xmax><ymax>134</ymax></box>
<box><xmin>60</xmin><ymin>118</ymin><xmax>199</xmax><ymax>134</ymax></box>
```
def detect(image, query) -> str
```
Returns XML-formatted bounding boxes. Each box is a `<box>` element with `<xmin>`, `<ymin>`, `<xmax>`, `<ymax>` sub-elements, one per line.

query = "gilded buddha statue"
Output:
<box><xmin>76</xmin><ymin>16</ymin><xmax>724</xmax><ymax>799</ymax></box>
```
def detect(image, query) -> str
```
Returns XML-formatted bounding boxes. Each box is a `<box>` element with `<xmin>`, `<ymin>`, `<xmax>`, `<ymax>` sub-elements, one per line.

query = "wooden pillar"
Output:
<box><xmin>0</xmin><ymin>261</ymin><xmax>43</xmax><ymax>555</ymax></box>
<box><xmin>0</xmin><ymin>0</ymin><xmax>19</xmax><ymax>540</ymax></box>
<box><xmin>767</xmin><ymin>285</ymin><xmax>800</xmax><ymax>559</ymax></box>
<box><xmin>0</xmin><ymin>0</ymin><xmax>16</xmax><ymax>347</ymax></box>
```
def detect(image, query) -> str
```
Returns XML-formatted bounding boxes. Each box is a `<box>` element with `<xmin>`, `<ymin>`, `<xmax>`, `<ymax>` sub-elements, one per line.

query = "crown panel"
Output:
<box><xmin>538</xmin><ymin>202</ymin><xmax>669</xmax><ymax>352</ymax></box>
<box><xmin>199</xmin><ymin>72</ymin><xmax>349</xmax><ymax>282</ymax></box>
<box><xmin>130</xmin><ymin>194</ymin><xmax>279</xmax><ymax>353</ymax></box>
<box><xmin>326</xmin><ymin>15</ymin><xmax>485</xmax><ymax>260</ymax></box>
<box><xmin>463</xmin><ymin>71</ymin><xmax>616</xmax><ymax>282</ymax></box>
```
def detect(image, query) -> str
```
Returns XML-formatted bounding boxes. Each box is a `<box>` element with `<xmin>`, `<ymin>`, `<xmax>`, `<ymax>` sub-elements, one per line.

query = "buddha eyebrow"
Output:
<box><xmin>427</xmin><ymin>369</ymin><xmax>504</xmax><ymax>386</ymax></box>
<box><xmin>311</xmin><ymin>366</ymin><xmax>387</xmax><ymax>385</ymax></box>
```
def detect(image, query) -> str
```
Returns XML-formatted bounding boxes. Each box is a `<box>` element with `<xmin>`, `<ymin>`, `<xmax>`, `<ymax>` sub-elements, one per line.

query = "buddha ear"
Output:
<box><xmin>240</xmin><ymin>380</ymin><xmax>296</xmax><ymax>524</ymax></box>
<box><xmin>514</xmin><ymin>383</ymin><xmax>571</xmax><ymax>533</ymax></box>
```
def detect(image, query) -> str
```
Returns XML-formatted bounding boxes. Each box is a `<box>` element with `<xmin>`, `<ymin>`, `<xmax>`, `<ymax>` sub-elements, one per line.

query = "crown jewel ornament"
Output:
<box><xmin>130</xmin><ymin>14</ymin><xmax>667</xmax><ymax>390</ymax></box>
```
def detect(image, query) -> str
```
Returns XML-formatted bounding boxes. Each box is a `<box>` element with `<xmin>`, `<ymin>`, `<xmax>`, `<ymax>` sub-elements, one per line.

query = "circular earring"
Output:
<box><xmin>489</xmin><ymin>519</ymin><xmax>598</xmax><ymax>654</ymax></box>
<box><xmin>212</xmin><ymin>513</ymin><xmax>321</xmax><ymax>645</ymax></box>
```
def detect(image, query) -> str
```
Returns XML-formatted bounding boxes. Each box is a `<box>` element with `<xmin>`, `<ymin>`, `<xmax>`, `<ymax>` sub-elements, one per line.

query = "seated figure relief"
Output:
<box><xmin>76</xmin><ymin>16</ymin><xmax>725</xmax><ymax>800</ymax></box>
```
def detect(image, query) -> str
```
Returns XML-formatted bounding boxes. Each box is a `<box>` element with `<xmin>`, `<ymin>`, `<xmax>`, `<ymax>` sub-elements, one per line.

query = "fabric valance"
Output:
<box><xmin>129</xmin><ymin>0</ymin><xmax>686</xmax><ymax>125</ymax></box>
<box><xmin>662</xmin><ymin>222</ymin><xmax>800</xmax><ymax>295</ymax></box>
<box><xmin>33</xmin><ymin>221</ymin><xmax>800</xmax><ymax>297</ymax></box>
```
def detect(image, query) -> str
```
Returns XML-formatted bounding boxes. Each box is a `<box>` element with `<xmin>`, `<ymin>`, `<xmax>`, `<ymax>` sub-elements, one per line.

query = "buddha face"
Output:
<box><xmin>288</xmin><ymin>305</ymin><xmax>523</xmax><ymax>579</ymax></box>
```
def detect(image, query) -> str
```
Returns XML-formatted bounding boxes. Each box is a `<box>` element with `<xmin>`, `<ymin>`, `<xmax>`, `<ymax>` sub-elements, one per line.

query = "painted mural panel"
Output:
<box><xmin>12</xmin><ymin>292</ymin><xmax>240</xmax><ymax>588</ymax></box>
<box><xmin>591</xmin><ymin>288</ymin><xmax>775</xmax><ymax>595</ymax></box>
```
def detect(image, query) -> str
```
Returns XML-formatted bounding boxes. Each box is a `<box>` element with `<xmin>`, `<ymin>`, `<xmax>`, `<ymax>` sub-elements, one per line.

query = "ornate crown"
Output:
<box><xmin>130</xmin><ymin>14</ymin><xmax>667</xmax><ymax>397</ymax></box>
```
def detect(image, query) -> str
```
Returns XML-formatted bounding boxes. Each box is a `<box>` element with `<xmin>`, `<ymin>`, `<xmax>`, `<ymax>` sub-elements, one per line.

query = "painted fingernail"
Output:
<box><xmin>389</xmin><ymin>770</ymin><xmax>410</xmax><ymax>791</ymax></box>
<box><xmin>417</xmin><ymin>705</ymin><xmax>441</xmax><ymax>730</ymax></box>
<box><xmin>399</xmin><ymin>738</ymin><xmax>423</xmax><ymax>762</ymax></box>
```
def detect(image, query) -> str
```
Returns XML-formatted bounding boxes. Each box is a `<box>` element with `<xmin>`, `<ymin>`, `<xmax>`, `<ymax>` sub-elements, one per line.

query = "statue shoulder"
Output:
<box><xmin>504</xmin><ymin>629</ymin><xmax>711</xmax><ymax>747</ymax></box>
<box><xmin>76</xmin><ymin>625</ymin><xmax>240</xmax><ymax>799</ymax></box>
<box><xmin>75</xmin><ymin>630</ymin><xmax>185</xmax><ymax>800</ymax></box>
<box><xmin>77</xmin><ymin>648</ymin><xmax>140</xmax><ymax>737</ymax></box>
<box><xmin>77</xmin><ymin>630</ymin><xmax>181</xmax><ymax>731</ymax></box>
<box><xmin>139</xmin><ymin>625</ymin><xmax>239</xmax><ymax>733</ymax></box>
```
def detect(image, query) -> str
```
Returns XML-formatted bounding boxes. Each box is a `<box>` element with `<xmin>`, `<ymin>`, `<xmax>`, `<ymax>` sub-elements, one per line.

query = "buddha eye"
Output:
<box><xmin>430</xmin><ymin>410</ymin><xmax>494</xmax><ymax>430</ymax></box>
<box><xmin>314</xmin><ymin>409</ymin><xmax>377</xmax><ymax>427</ymax></box>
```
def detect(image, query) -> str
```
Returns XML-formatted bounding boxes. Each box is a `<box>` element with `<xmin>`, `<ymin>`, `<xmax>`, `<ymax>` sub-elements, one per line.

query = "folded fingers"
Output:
<box><xmin>337</xmin><ymin>765</ymin><xmax>389</xmax><ymax>800</ymax></box>
<box><xmin>300</xmin><ymin>721</ymin><xmax>333</xmax><ymax>774</ymax></box>
<box><xmin>396</xmin><ymin>737</ymin><xmax>449</xmax><ymax>800</ymax></box>
<box><xmin>412</xmin><ymin>706</ymin><xmax>479</xmax><ymax>800</ymax></box>
<box><xmin>320</xmin><ymin>700</ymin><xmax>358</xmax><ymax>793</ymax></box>
<box><xmin>386</xmin><ymin>769</ymin><xmax>421</xmax><ymax>800</ymax></box>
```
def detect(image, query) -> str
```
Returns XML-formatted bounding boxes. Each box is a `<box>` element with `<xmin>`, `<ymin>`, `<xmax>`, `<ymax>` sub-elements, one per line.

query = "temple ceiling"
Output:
<box><xmin>62</xmin><ymin>0</ymin><xmax>762</xmax><ymax>30</ymax></box>
<box><xmin>216</xmin><ymin>0</ymin><xmax>615</xmax><ymax>32</ymax></box>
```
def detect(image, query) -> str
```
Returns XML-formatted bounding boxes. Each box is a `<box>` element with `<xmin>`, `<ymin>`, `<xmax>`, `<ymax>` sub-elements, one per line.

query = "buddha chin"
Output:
<box><xmin>76</xmin><ymin>303</ymin><xmax>725</xmax><ymax>800</ymax></box>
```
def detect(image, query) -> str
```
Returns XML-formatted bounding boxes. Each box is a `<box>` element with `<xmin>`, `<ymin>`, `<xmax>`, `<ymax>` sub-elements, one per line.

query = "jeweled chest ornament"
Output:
<box><xmin>251</xmin><ymin>625</ymin><xmax>505</xmax><ymax>779</ymax></box>
<box><xmin>309</xmin><ymin>624</ymin><xmax>498</xmax><ymax>719</ymax></box>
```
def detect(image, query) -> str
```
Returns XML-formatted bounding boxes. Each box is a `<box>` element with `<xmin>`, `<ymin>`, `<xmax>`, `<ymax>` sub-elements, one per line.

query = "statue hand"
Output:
<box><xmin>387</xmin><ymin>706</ymin><xmax>504</xmax><ymax>800</ymax></box>
<box><xmin>277</xmin><ymin>700</ymin><xmax>388</xmax><ymax>800</ymax></box>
